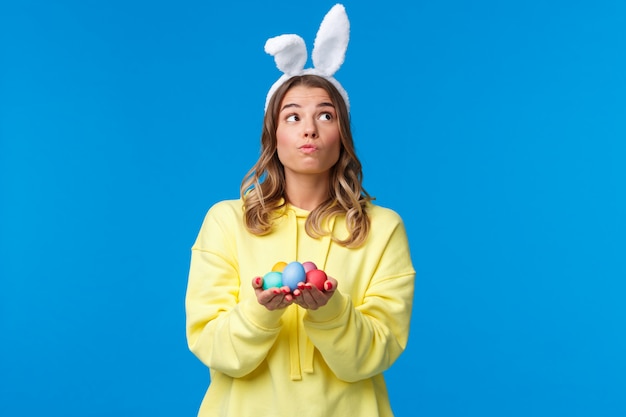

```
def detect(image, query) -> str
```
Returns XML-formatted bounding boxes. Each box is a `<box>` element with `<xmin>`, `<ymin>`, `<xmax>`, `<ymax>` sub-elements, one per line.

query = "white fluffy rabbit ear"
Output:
<box><xmin>264</xmin><ymin>34</ymin><xmax>307</xmax><ymax>76</ymax></box>
<box><xmin>311</xmin><ymin>4</ymin><xmax>350</xmax><ymax>76</ymax></box>
<box><xmin>263</xmin><ymin>4</ymin><xmax>351</xmax><ymax>112</ymax></box>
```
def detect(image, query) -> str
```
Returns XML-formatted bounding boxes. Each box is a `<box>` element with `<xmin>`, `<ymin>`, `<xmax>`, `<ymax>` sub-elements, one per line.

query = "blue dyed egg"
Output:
<box><xmin>281</xmin><ymin>261</ymin><xmax>306</xmax><ymax>291</ymax></box>
<box><xmin>262</xmin><ymin>271</ymin><xmax>283</xmax><ymax>290</ymax></box>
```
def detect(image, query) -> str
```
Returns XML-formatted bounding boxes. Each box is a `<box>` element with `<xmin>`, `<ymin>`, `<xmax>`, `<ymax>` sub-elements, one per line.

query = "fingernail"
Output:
<box><xmin>324</xmin><ymin>282</ymin><xmax>333</xmax><ymax>291</ymax></box>
<box><xmin>255</xmin><ymin>277</ymin><xmax>261</xmax><ymax>286</ymax></box>
<box><xmin>273</xmin><ymin>289</ymin><xmax>280</xmax><ymax>295</ymax></box>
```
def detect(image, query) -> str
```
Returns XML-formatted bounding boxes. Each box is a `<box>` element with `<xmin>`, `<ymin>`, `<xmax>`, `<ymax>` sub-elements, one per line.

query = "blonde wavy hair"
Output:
<box><xmin>240</xmin><ymin>75</ymin><xmax>373</xmax><ymax>248</ymax></box>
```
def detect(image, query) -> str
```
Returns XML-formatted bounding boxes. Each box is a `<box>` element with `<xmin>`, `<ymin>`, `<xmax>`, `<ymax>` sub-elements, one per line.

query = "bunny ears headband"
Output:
<box><xmin>264</xmin><ymin>4</ymin><xmax>350</xmax><ymax>112</ymax></box>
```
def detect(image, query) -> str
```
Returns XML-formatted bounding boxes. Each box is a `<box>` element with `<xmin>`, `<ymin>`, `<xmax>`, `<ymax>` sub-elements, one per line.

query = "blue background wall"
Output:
<box><xmin>1</xmin><ymin>1</ymin><xmax>625</xmax><ymax>416</ymax></box>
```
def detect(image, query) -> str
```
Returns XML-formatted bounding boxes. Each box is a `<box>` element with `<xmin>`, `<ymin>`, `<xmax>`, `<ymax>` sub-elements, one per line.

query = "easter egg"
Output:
<box><xmin>262</xmin><ymin>271</ymin><xmax>283</xmax><ymax>290</ymax></box>
<box><xmin>281</xmin><ymin>261</ymin><xmax>306</xmax><ymax>291</ymax></box>
<box><xmin>271</xmin><ymin>261</ymin><xmax>288</xmax><ymax>272</ymax></box>
<box><xmin>306</xmin><ymin>269</ymin><xmax>327</xmax><ymax>291</ymax></box>
<box><xmin>301</xmin><ymin>261</ymin><xmax>317</xmax><ymax>273</ymax></box>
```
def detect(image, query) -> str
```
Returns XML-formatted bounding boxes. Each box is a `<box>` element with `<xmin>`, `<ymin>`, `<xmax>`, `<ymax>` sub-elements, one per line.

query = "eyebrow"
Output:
<box><xmin>280</xmin><ymin>102</ymin><xmax>335</xmax><ymax>112</ymax></box>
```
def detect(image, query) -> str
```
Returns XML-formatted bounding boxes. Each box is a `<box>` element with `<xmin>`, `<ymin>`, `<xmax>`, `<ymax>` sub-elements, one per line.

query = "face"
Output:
<box><xmin>275</xmin><ymin>85</ymin><xmax>341</xmax><ymax>179</ymax></box>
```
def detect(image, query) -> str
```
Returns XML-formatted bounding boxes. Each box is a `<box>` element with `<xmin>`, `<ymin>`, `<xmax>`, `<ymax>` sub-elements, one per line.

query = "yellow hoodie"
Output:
<box><xmin>186</xmin><ymin>199</ymin><xmax>415</xmax><ymax>417</ymax></box>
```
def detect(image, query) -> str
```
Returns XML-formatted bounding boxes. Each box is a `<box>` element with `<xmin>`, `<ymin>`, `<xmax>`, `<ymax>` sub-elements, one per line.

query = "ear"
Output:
<box><xmin>311</xmin><ymin>4</ymin><xmax>350</xmax><ymax>76</ymax></box>
<box><xmin>265</xmin><ymin>34</ymin><xmax>307</xmax><ymax>76</ymax></box>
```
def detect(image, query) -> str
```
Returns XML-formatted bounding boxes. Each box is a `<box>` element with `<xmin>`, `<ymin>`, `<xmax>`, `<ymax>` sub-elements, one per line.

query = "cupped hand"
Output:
<box><xmin>252</xmin><ymin>277</ymin><xmax>294</xmax><ymax>311</ymax></box>
<box><xmin>292</xmin><ymin>276</ymin><xmax>338</xmax><ymax>310</ymax></box>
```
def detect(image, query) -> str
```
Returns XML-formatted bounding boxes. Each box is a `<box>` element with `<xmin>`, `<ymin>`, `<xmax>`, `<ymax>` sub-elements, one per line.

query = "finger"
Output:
<box><xmin>252</xmin><ymin>276</ymin><xmax>263</xmax><ymax>289</ymax></box>
<box><xmin>257</xmin><ymin>287</ymin><xmax>281</xmax><ymax>304</ymax></box>
<box><xmin>264</xmin><ymin>289</ymin><xmax>286</xmax><ymax>310</ymax></box>
<box><xmin>270</xmin><ymin>288</ymin><xmax>295</xmax><ymax>309</ymax></box>
<box><xmin>299</xmin><ymin>284</ymin><xmax>322</xmax><ymax>309</ymax></box>
<box><xmin>291</xmin><ymin>287</ymin><xmax>309</xmax><ymax>308</ymax></box>
<box><xmin>324</xmin><ymin>276</ymin><xmax>338</xmax><ymax>292</ymax></box>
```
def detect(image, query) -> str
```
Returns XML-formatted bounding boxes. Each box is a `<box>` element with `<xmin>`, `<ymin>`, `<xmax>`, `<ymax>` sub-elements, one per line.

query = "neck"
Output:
<box><xmin>284</xmin><ymin>173</ymin><xmax>330</xmax><ymax>211</ymax></box>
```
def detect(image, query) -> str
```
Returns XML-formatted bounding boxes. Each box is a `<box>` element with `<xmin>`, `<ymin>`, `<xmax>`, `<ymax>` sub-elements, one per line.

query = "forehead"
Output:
<box><xmin>280</xmin><ymin>86</ymin><xmax>333</xmax><ymax>106</ymax></box>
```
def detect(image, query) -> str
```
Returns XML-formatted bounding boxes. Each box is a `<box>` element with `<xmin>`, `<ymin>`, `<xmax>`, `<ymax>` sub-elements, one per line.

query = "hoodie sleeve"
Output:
<box><xmin>185</xmin><ymin>202</ymin><xmax>285</xmax><ymax>378</ymax></box>
<box><xmin>302</xmin><ymin>213</ymin><xmax>415</xmax><ymax>383</ymax></box>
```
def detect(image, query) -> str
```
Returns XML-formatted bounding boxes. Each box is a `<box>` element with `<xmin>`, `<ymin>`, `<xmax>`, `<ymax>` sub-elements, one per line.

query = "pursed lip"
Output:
<box><xmin>299</xmin><ymin>144</ymin><xmax>318</xmax><ymax>153</ymax></box>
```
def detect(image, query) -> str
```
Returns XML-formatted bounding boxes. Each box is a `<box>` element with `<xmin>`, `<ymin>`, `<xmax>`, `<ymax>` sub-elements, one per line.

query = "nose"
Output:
<box><xmin>303</xmin><ymin>119</ymin><xmax>318</xmax><ymax>138</ymax></box>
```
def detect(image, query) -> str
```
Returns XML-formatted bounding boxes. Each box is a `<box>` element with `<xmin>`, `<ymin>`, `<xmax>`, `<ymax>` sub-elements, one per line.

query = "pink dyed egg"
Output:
<box><xmin>301</xmin><ymin>261</ymin><xmax>317</xmax><ymax>273</ymax></box>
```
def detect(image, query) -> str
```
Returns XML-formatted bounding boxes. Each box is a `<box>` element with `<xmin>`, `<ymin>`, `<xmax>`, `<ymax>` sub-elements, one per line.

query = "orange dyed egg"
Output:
<box><xmin>271</xmin><ymin>261</ymin><xmax>288</xmax><ymax>272</ymax></box>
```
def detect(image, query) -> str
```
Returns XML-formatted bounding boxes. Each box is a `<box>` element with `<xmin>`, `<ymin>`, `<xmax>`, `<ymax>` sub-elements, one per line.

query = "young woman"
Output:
<box><xmin>186</xmin><ymin>5</ymin><xmax>415</xmax><ymax>416</ymax></box>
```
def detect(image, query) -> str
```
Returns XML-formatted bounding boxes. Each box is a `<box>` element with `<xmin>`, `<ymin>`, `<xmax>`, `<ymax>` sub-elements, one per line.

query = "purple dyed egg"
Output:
<box><xmin>302</xmin><ymin>261</ymin><xmax>317</xmax><ymax>273</ymax></box>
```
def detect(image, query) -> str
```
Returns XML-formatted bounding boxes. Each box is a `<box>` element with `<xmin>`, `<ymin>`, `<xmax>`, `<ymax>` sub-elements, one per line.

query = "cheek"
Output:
<box><xmin>275</xmin><ymin>128</ymin><xmax>292</xmax><ymax>162</ymax></box>
<box><xmin>328</xmin><ymin>135</ymin><xmax>342</xmax><ymax>163</ymax></box>
<box><xmin>275</xmin><ymin>126</ymin><xmax>284</xmax><ymax>145</ymax></box>
<box><xmin>276</xmin><ymin>124</ymin><xmax>293</xmax><ymax>145</ymax></box>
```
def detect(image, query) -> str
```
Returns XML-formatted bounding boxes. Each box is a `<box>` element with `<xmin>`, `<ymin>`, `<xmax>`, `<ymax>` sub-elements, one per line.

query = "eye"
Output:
<box><xmin>318</xmin><ymin>112</ymin><xmax>333</xmax><ymax>121</ymax></box>
<box><xmin>286</xmin><ymin>114</ymin><xmax>299</xmax><ymax>122</ymax></box>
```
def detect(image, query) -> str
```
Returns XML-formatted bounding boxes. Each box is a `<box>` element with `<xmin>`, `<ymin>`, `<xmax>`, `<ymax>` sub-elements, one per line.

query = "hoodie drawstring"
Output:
<box><xmin>285</xmin><ymin>206</ymin><xmax>336</xmax><ymax>381</ymax></box>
